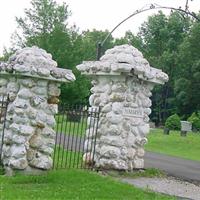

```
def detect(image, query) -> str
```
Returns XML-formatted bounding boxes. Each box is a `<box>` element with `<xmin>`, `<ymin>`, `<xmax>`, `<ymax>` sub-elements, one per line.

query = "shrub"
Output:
<box><xmin>165</xmin><ymin>114</ymin><xmax>181</xmax><ymax>130</ymax></box>
<box><xmin>188</xmin><ymin>112</ymin><xmax>200</xmax><ymax>131</ymax></box>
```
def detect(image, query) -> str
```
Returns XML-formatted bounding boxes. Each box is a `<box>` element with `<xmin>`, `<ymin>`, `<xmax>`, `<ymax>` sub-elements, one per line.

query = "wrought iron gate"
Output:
<box><xmin>0</xmin><ymin>95</ymin><xmax>9</xmax><ymax>166</ymax></box>
<box><xmin>53</xmin><ymin>104</ymin><xmax>100</xmax><ymax>169</ymax></box>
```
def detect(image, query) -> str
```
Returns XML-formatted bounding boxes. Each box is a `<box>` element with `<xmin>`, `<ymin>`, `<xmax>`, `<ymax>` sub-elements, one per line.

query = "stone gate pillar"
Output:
<box><xmin>77</xmin><ymin>45</ymin><xmax>168</xmax><ymax>170</ymax></box>
<box><xmin>0</xmin><ymin>46</ymin><xmax>75</xmax><ymax>175</ymax></box>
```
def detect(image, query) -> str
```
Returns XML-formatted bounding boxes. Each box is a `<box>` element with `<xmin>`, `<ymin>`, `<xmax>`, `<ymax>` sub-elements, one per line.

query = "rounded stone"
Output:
<box><xmin>0</xmin><ymin>87</ymin><xmax>7</xmax><ymax>95</ymax></box>
<box><xmin>19</xmin><ymin>125</ymin><xmax>35</xmax><ymax>136</ymax></box>
<box><xmin>101</xmin><ymin>136</ymin><xmax>122</xmax><ymax>147</ymax></box>
<box><xmin>101</xmin><ymin>104</ymin><xmax>112</xmax><ymax>113</ymax></box>
<box><xmin>37</xmin><ymin>80</ymin><xmax>48</xmax><ymax>87</ymax></box>
<box><xmin>12</xmin><ymin>134</ymin><xmax>26</xmax><ymax>144</ymax></box>
<box><xmin>18</xmin><ymin>88</ymin><xmax>33</xmax><ymax>99</ymax></box>
<box><xmin>110</xmin><ymin>93</ymin><xmax>125</xmax><ymax>102</ymax></box>
<box><xmin>29</xmin><ymin>134</ymin><xmax>43</xmax><ymax>148</ymax></box>
<box><xmin>48</xmin><ymin>84</ymin><xmax>61</xmax><ymax>96</ymax></box>
<box><xmin>7</xmin><ymin>82</ymin><xmax>19</xmax><ymax>93</ymax></box>
<box><xmin>133</xmin><ymin>157</ymin><xmax>144</xmax><ymax>169</ymax></box>
<box><xmin>37</xmin><ymin>68</ymin><xmax>50</xmax><ymax>77</ymax></box>
<box><xmin>13</xmin><ymin>99</ymin><xmax>28</xmax><ymax>109</ymax></box>
<box><xmin>30</xmin><ymin>96</ymin><xmax>46</xmax><ymax>107</ymax></box>
<box><xmin>41</xmin><ymin>127</ymin><xmax>55</xmax><ymax>139</ymax></box>
<box><xmin>9</xmin><ymin>158</ymin><xmax>28</xmax><ymax>169</ymax></box>
<box><xmin>0</xmin><ymin>78</ymin><xmax>8</xmax><ymax>86</ymax></box>
<box><xmin>10</xmin><ymin>145</ymin><xmax>26</xmax><ymax>159</ymax></box>
<box><xmin>107</xmin><ymin>125</ymin><xmax>120</xmax><ymax>136</ymax></box>
<box><xmin>100</xmin><ymin>145</ymin><xmax>120</xmax><ymax>159</ymax></box>
<box><xmin>112</xmin><ymin>102</ymin><xmax>122</xmax><ymax>114</ymax></box>
<box><xmin>138</xmin><ymin>124</ymin><xmax>150</xmax><ymax>136</ymax></box>
<box><xmin>26</xmin><ymin>107</ymin><xmax>37</xmax><ymax>119</ymax></box>
<box><xmin>43</xmin><ymin>104</ymin><xmax>58</xmax><ymax>115</ymax></box>
<box><xmin>46</xmin><ymin>115</ymin><xmax>56</xmax><ymax>127</ymax></box>
<box><xmin>32</xmin><ymin>87</ymin><xmax>47</xmax><ymax>96</ymax></box>
<box><xmin>106</xmin><ymin>112</ymin><xmax>123</xmax><ymax>124</ymax></box>
<box><xmin>127</xmin><ymin>148</ymin><xmax>136</xmax><ymax>160</ymax></box>
<box><xmin>13</xmin><ymin>115</ymin><xmax>30</xmax><ymax>124</ymax></box>
<box><xmin>137</xmin><ymin>148</ymin><xmax>145</xmax><ymax>157</ymax></box>
<box><xmin>29</xmin><ymin>151</ymin><xmax>53</xmax><ymax>170</ymax></box>
<box><xmin>21</xmin><ymin>79</ymin><xmax>36</xmax><ymax>88</ymax></box>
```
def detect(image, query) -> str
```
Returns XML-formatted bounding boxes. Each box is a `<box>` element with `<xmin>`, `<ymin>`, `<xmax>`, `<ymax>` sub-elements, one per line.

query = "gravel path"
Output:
<box><xmin>121</xmin><ymin>177</ymin><xmax>200</xmax><ymax>200</ymax></box>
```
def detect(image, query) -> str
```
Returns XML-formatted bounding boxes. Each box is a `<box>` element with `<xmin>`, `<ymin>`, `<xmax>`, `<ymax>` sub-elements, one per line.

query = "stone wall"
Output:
<box><xmin>0</xmin><ymin>47</ymin><xmax>75</xmax><ymax>174</ymax></box>
<box><xmin>77</xmin><ymin>45</ymin><xmax>168</xmax><ymax>170</ymax></box>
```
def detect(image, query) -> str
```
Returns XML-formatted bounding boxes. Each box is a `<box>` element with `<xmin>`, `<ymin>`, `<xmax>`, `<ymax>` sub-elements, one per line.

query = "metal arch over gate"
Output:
<box><xmin>0</xmin><ymin>95</ymin><xmax>9</xmax><ymax>166</ymax></box>
<box><xmin>97</xmin><ymin>0</ymin><xmax>200</xmax><ymax>60</ymax></box>
<box><xmin>53</xmin><ymin>104</ymin><xmax>100</xmax><ymax>169</ymax></box>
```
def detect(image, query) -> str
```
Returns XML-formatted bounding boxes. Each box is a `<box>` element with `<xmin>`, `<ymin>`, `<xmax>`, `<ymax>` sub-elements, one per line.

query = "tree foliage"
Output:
<box><xmin>6</xmin><ymin>1</ymin><xmax>200</xmax><ymax>124</ymax></box>
<box><xmin>133</xmin><ymin>11</ymin><xmax>192</xmax><ymax>124</ymax></box>
<box><xmin>165</xmin><ymin>114</ymin><xmax>181</xmax><ymax>130</ymax></box>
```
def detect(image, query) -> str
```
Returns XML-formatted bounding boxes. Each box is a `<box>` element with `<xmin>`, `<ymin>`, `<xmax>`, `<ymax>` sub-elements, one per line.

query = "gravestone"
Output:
<box><xmin>0</xmin><ymin>46</ymin><xmax>75</xmax><ymax>175</ymax></box>
<box><xmin>180</xmin><ymin>121</ymin><xmax>192</xmax><ymax>136</ymax></box>
<box><xmin>77</xmin><ymin>44</ymin><xmax>168</xmax><ymax>170</ymax></box>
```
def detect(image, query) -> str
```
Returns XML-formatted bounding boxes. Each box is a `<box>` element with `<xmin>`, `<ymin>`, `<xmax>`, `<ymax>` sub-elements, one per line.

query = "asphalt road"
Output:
<box><xmin>144</xmin><ymin>151</ymin><xmax>200</xmax><ymax>183</ymax></box>
<box><xmin>55</xmin><ymin>133</ymin><xmax>200</xmax><ymax>182</ymax></box>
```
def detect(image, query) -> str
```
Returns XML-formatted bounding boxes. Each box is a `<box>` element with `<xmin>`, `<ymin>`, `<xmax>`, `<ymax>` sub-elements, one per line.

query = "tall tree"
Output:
<box><xmin>12</xmin><ymin>0</ymin><xmax>92</xmax><ymax>104</ymax></box>
<box><xmin>175</xmin><ymin>19</ymin><xmax>200</xmax><ymax>116</ymax></box>
<box><xmin>136</xmin><ymin>11</ymin><xmax>190</xmax><ymax>124</ymax></box>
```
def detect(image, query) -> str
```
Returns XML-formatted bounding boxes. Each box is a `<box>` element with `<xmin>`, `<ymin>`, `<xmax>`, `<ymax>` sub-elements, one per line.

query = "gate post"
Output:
<box><xmin>0</xmin><ymin>47</ymin><xmax>75</xmax><ymax>175</ymax></box>
<box><xmin>77</xmin><ymin>45</ymin><xmax>168</xmax><ymax>170</ymax></box>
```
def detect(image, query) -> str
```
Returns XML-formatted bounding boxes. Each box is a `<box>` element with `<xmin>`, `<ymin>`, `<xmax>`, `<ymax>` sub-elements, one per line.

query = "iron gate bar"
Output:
<box><xmin>97</xmin><ymin>2</ymin><xmax>200</xmax><ymax>60</ymax></box>
<box><xmin>0</xmin><ymin>95</ymin><xmax>9</xmax><ymax>166</ymax></box>
<box><xmin>76</xmin><ymin>108</ymin><xmax>87</xmax><ymax>168</ymax></box>
<box><xmin>80</xmin><ymin>107</ymin><xmax>88</xmax><ymax>169</ymax></box>
<box><xmin>56</xmin><ymin>108</ymin><xmax>64</xmax><ymax>169</ymax></box>
<box><xmin>63</xmin><ymin>107</ymin><xmax>73</xmax><ymax>168</ymax></box>
<box><xmin>59</xmin><ymin>105</ymin><xmax>67</xmax><ymax>168</ymax></box>
<box><xmin>91</xmin><ymin>108</ymin><xmax>100</xmax><ymax>166</ymax></box>
<box><xmin>53</xmin><ymin>104</ymin><xmax>100</xmax><ymax>170</ymax></box>
<box><xmin>72</xmin><ymin>105</ymin><xmax>82</xmax><ymax>168</ymax></box>
<box><xmin>85</xmin><ymin>107</ymin><xmax>99</xmax><ymax>169</ymax></box>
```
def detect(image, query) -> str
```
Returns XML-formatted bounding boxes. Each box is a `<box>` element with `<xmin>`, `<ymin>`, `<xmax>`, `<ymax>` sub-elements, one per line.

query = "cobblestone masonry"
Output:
<box><xmin>0</xmin><ymin>46</ymin><xmax>75</xmax><ymax>175</ymax></box>
<box><xmin>77</xmin><ymin>44</ymin><xmax>168</xmax><ymax>170</ymax></box>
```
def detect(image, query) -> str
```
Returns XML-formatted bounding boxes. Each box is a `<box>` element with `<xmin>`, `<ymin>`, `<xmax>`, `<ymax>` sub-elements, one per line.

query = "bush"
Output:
<box><xmin>165</xmin><ymin>114</ymin><xmax>181</xmax><ymax>130</ymax></box>
<box><xmin>188</xmin><ymin>112</ymin><xmax>200</xmax><ymax>131</ymax></box>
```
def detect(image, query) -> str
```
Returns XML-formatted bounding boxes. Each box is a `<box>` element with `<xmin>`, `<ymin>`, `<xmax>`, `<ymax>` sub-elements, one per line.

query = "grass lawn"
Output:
<box><xmin>145</xmin><ymin>128</ymin><xmax>200</xmax><ymax>161</ymax></box>
<box><xmin>53</xmin><ymin>147</ymin><xmax>86</xmax><ymax>169</ymax></box>
<box><xmin>0</xmin><ymin>169</ymin><xmax>175</xmax><ymax>200</ymax></box>
<box><xmin>55</xmin><ymin>114</ymin><xmax>87</xmax><ymax>136</ymax></box>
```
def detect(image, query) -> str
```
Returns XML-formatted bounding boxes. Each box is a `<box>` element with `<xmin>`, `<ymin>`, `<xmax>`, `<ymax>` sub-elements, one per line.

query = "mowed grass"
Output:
<box><xmin>145</xmin><ymin>128</ymin><xmax>200</xmax><ymax>161</ymax></box>
<box><xmin>0</xmin><ymin>169</ymin><xmax>175</xmax><ymax>200</ymax></box>
<box><xmin>55</xmin><ymin>114</ymin><xmax>87</xmax><ymax>136</ymax></box>
<box><xmin>53</xmin><ymin>147</ymin><xmax>85</xmax><ymax>169</ymax></box>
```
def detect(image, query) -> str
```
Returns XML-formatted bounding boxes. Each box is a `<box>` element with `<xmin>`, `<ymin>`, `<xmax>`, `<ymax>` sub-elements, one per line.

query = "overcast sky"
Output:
<box><xmin>0</xmin><ymin>0</ymin><xmax>199</xmax><ymax>56</ymax></box>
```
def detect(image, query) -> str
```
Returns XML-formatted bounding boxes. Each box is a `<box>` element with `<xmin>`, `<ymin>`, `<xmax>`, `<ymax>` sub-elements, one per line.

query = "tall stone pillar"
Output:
<box><xmin>77</xmin><ymin>45</ymin><xmax>168</xmax><ymax>170</ymax></box>
<box><xmin>0</xmin><ymin>47</ymin><xmax>75</xmax><ymax>175</ymax></box>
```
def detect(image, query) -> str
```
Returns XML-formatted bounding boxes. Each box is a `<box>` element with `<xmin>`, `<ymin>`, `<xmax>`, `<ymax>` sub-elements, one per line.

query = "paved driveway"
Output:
<box><xmin>55</xmin><ymin>133</ymin><xmax>200</xmax><ymax>182</ymax></box>
<box><xmin>145</xmin><ymin>151</ymin><xmax>200</xmax><ymax>183</ymax></box>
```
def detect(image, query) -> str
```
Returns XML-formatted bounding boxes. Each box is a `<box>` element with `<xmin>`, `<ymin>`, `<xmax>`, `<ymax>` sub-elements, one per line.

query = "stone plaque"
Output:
<box><xmin>123</xmin><ymin>108</ymin><xmax>143</xmax><ymax>118</ymax></box>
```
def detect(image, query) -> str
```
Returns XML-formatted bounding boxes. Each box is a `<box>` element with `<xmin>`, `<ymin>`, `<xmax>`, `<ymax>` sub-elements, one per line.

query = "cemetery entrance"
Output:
<box><xmin>0</xmin><ymin>95</ymin><xmax>9</xmax><ymax>166</ymax></box>
<box><xmin>53</xmin><ymin>104</ymin><xmax>100</xmax><ymax>170</ymax></box>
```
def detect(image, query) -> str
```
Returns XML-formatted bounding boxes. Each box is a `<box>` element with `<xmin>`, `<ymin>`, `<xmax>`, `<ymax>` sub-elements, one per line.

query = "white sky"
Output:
<box><xmin>0</xmin><ymin>0</ymin><xmax>199</xmax><ymax>56</ymax></box>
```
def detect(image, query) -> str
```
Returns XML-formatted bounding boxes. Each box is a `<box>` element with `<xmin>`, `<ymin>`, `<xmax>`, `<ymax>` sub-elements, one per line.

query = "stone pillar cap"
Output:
<box><xmin>77</xmin><ymin>44</ymin><xmax>168</xmax><ymax>84</ymax></box>
<box><xmin>0</xmin><ymin>46</ymin><xmax>75</xmax><ymax>82</ymax></box>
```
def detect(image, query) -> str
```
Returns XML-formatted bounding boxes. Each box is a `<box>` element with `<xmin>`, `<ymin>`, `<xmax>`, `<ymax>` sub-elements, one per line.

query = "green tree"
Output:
<box><xmin>137</xmin><ymin>11</ymin><xmax>190</xmax><ymax>124</ymax></box>
<box><xmin>12</xmin><ymin>0</ymin><xmax>92</xmax><ymax>104</ymax></box>
<box><xmin>176</xmin><ymin>19</ymin><xmax>200</xmax><ymax>115</ymax></box>
<box><xmin>165</xmin><ymin>114</ymin><xmax>181</xmax><ymax>130</ymax></box>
